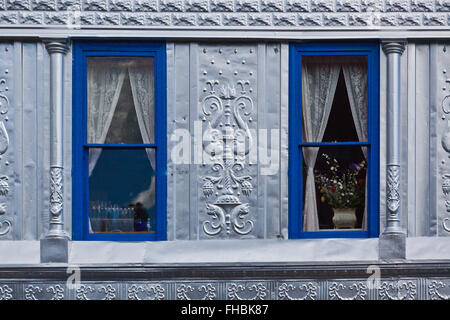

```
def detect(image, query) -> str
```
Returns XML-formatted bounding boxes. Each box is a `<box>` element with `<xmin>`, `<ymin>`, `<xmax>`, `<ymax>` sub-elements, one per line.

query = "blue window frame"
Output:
<box><xmin>289</xmin><ymin>42</ymin><xmax>380</xmax><ymax>239</ymax></box>
<box><xmin>72</xmin><ymin>41</ymin><xmax>167</xmax><ymax>241</ymax></box>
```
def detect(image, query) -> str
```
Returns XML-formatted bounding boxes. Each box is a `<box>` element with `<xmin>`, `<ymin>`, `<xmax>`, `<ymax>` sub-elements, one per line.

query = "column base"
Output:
<box><xmin>379</xmin><ymin>232</ymin><xmax>406</xmax><ymax>261</ymax></box>
<box><xmin>40</xmin><ymin>238</ymin><xmax>68</xmax><ymax>263</ymax></box>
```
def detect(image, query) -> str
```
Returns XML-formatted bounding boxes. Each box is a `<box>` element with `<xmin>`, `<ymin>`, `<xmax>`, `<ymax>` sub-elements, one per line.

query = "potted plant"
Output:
<box><xmin>314</xmin><ymin>154</ymin><xmax>366</xmax><ymax>229</ymax></box>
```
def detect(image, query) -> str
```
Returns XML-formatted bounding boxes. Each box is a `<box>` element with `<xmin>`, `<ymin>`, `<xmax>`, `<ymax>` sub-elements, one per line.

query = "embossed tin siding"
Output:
<box><xmin>166</xmin><ymin>42</ymin><xmax>289</xmax><ymax>240</ymax></box>
<box><xmin>0</xmin><ymin>42</ymin><xmax>72</xmax><ymax>240</ymax></box>
<box><xmin>0</xmin><ymin>278</ymin><xmax>448</xmax><ymax>300</ymax></box>
<box><xmin>1</xmin><ymin>40</ymin><xmax>450</xmax><ymax>240</ymax></box>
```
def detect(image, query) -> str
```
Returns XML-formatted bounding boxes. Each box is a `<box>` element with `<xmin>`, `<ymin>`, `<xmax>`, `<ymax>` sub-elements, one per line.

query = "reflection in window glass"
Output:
<box><xmin>87</xmin><ymin>57</ymin><xmax>155</xmax><ymax>145</ymax></box>
<box><xmin>89</xmin><ymin>148</ymin><xmax>156</xmax><ymax>234</ymax></box>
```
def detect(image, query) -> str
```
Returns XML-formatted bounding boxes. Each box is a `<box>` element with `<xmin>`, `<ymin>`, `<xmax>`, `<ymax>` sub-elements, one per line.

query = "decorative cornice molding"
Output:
<box><xmin>382</xmin><ymin>40</ymin><xmax>407</xmax><ymax>54</ymax></box>
<box><xmin>0</xmin><ymin>1</ymin><xmax>448</xmax><ymax>30</ymax></box>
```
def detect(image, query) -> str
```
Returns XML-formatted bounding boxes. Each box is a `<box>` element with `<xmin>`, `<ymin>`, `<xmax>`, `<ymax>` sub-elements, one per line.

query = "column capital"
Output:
<box><xmin>44</xmin><ymin>39</ymin><xmax>69</xmax><ymax>55</ymax></box>
<box><xmin>382</xmin><ymin>40</ymin><xmax>407</xmax><ymax>55</ymax></box>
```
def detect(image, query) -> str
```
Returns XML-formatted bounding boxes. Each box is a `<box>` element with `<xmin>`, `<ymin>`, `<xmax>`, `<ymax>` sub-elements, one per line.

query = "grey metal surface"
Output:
<box><xmin>0</xmin><ymin>38</ymin><xmax>447</xmax><ymax>268</ymax></box>
<box><xmin>167</xmin><ymin>42</ymin><xmax>288</xmax><ymax>240</ymax></box>
<box><xmin>0</xmin><ymin>42</ymin><xmax>14</xmax><ymax>240</ymax></box>
<box><xmin>0</xmin><ymin>41</ymin><xmax>73</xmax><ymax>241</ymax></box>
<box><xmin>435</xmin><ymin>42</ymin><xmax>450</xmax><ymax>237</ymax></box>
<box><xmin>0</xmin><ymin>262</ymin><xmax>449</xmax><ymax>299</ymax></box>
<box><xmin>382</xmin><ymin>40</ymin><xmax>406</xmax><ymax>236</ymax></box>
<box><xmin>45</xmin><ymin>39</ymin><xmax>69</xmax><ymax>240</ymax></box>
<box><xmin>0</xmin><ymin>0</ymin><xmax>450</xmax><ymax>37</ymax></box>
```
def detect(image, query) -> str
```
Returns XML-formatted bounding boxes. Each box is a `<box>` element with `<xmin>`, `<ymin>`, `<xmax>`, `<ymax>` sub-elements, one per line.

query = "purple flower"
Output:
<box><xmin>349</xmin><ymin>162</ymin><xmax>359</xmax><ymax>170</ymax></box>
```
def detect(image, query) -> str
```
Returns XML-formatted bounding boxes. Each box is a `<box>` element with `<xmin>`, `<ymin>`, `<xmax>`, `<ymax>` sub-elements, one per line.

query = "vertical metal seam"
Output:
<box><xmin>257</xmin><ymin>43</ymin><xmax>265</xmax><ymax>239</ymax></box>
<box><xmin>429</xmin><ymin>42</ymin><xmax>437</xmax><ymax>236</ymax></box>
<box><xmin>189</xmin><ymin>42</ymin><xmax>198</xmax><ymax>240</ymax></box>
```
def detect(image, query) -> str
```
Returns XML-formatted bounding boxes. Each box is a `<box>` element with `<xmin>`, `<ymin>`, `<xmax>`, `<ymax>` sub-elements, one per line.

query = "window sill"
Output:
<box><xmin>0</xmin><ymin>237</ymin><xmax>449</xmax><ymax>266</ymax></box>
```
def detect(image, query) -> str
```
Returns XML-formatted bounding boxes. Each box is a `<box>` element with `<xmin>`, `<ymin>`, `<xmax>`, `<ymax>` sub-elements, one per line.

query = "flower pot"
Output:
<box><xmin>332</xmin><ymin>208</ymin><xmax>357</xmax><ymax>229</ymax></box>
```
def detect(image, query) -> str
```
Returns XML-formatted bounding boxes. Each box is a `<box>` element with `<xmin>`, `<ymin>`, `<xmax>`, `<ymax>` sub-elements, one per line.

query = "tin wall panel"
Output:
<box><xmin>433</xmin><ymin>42</ymin><xmax>450</xmax><ymax>237</ymax></box>
<box><xmin>0</xmin><ymin>39</ymin><xmax>448</xmax><ymax>241</ymax></box>
<box><xmin>167</xmin><ymin>42</ymin><xmax>286</xmax><ymax>240</ymax></box>
<box><xmin>0</xmin><ymin>40</ymin><xmax>71</xmax><ymax>240</ymax></box>
<box><xmin>0</xmin><ymin>42</ymin><xmax>15</xmax><ymax>240</ymax></box>
<box><xmin>22</xmin><ymin>42</ymin><xmax>38</xmax><ymax>240</ymax></box>
<box><xmin>407</xmin><ymin>43</ymin><xmax>431</xmax><ymax>237</ymax></box>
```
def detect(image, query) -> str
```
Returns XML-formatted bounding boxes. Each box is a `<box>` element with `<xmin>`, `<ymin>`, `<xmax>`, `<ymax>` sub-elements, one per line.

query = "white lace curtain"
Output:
<box><xmin>302</xmin><ymin>57</ymin><xmax>368</xmax><ymax>231</ymax></box>
<box><xmin>302</xmin><ymin>59</ymin><xmax>341</xmax><ymax>232</ymax></box>
<box><xmin>87</xmin><ymin>59</ymin><xmax>156</xmax><ymax>176</ymax></box>
<box><xmin>342</xmin><ymin>62</ymin><xmax>369</xmax><ymax>230</ymax></box>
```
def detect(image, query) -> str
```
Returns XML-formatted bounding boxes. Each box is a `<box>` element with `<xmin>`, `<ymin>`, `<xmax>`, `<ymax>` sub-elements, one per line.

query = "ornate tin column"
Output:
<box><xmin>380</xmin><ymin>41</ymin><xmax>407</xmax><ymax>260</ymax></box>
<box><xmin>41</xmin><ymin>39</ymin><xmax>69</xmax><ymax>263</ymax></box>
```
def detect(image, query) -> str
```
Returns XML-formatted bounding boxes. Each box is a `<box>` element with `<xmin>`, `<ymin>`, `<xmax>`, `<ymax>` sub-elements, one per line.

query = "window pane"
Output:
<box><xmin>301</xmin><ymin>56</ymin><xmax>367</xmax><ymax>143</ymax></box>
<box><xmin>302</xmin><ymin>146</ymin><xmax>367</xmax><ymax>231</ymax></box>
<box><xmin>88</xmin><ymin>148</ymin><xmax>156</xmax><ymax>234</ymax></box>
<box><xmin>87</xmin><ymin>57</ymin><xmax>155</xmax><ymax>144</ymax></box>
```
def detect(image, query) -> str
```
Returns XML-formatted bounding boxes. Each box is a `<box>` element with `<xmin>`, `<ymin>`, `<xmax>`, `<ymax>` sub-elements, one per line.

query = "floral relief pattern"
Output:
<box><xmin>278</xmin><ymin>282</ymin><xmax>318</xmax><ymax>300</ymax></box>
<box><xmin>227</xmin><ymin>282</ymin><xmax>268</xmax><ymax>300</ymax></box>
<box><xmin>378</xmin><ymin>280</ymin><xmax>417</xmax><ymax>300</ymax></box>
<box><xmin>0</xmin><ymin>285</ymin><xmax>13</xmax><ymax>300</ymax></box>
<box><xmin>440</xmin><ymin>46</ymin><xmax>450</xmax><ymax>234</ymax></box>
<box><xmin>386</xmin><ymin>165</ymin><xmax>400</xmax><ymax>214</ymax></box>
<box><xmin>199</xmin><ymin>46</ymin><xmax>256</xmax><ymax>238</ymax></box>
<box><xmin>176</xmin><ymin>283</ymin><xmax>216</xmax><ymax>300</ymax></box>
<box><xmin>428</xmin><ymin>280</ymin><xmax>450</xmax><ymax>300</ymax></box>
<box><xmin>128</xmin><ymin>284</ymin><xmax>165</xmax><ymax>300</ymax></box>
<box><xmin>76</xmin><ymin>284</ymin><xmax>117</xmax><ymax>300</ymax></box>
<box><xmin>0</xmin><ymin>53</ymin><xmax>11</xmax><ymax>237</ymax></box>
<box><xmin>328</xmin><ymin>281</ymin><xmax>367</xmax><ymax>300</ymax></box>
<box><xmin>0</xmin><ymin>279</ymin><xmax>447</xmax><ymax>299</ymax></box>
